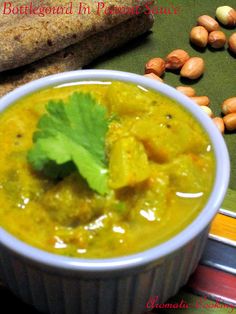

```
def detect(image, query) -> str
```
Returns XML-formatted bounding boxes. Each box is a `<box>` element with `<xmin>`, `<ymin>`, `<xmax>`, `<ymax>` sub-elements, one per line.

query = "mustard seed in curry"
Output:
<box><xmin>0</xmin><ymin>81</ymin><xmax>215</xmax><ymax>258</ymax></box>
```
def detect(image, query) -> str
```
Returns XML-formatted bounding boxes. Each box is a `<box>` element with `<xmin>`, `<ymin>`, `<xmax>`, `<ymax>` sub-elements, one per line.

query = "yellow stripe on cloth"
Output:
<box><xmin>209</xmin><ymin>213</ymin><xmax>236</xmax><ymax>246</ymax></box>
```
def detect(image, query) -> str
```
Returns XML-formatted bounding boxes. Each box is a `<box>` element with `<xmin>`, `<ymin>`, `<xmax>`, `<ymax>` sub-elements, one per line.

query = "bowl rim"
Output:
<box><xmin>0</xmin><ymin>69</ymin><xmax>230</xmax><ymax>272</ymax></box>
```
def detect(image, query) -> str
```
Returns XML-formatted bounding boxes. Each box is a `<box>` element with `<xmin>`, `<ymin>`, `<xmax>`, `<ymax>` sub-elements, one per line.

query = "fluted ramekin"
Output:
<box><xmin>0</xmin><ymin>70</ymin><xmax>230</xmax><ymax>314</ymax></box>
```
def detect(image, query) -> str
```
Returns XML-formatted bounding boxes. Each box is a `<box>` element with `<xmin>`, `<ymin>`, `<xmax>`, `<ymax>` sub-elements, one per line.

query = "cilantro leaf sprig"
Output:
<box><xmin>28</xmin><ymin>92</ymin><xmax>109</xmax><ymax>195</ymax></box>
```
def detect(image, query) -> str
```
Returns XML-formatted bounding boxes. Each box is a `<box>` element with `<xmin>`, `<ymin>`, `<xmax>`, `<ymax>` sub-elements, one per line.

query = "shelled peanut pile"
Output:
<box><xmin>144</xmin><ymin>5</ymin><xmax>236</xmax><ymax>134</ymax></box>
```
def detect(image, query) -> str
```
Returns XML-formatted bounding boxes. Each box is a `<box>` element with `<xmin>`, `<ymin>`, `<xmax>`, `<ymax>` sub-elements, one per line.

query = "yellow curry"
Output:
<box><xmin>0</xmin><ymin>81</ymin><xmax>215</xmax><ymax>258</ymax></box>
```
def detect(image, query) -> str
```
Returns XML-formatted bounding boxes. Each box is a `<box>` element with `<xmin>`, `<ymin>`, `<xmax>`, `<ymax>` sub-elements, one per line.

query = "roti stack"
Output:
<box><xmin>0</xmin><ymin>0</ymin><xmax>154</xmax><ymax>96</ymax></box>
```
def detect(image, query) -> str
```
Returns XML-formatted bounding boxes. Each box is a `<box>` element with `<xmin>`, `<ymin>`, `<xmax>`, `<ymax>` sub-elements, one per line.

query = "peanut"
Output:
<box><xmin>216</xmin><ymin>6</ymin><xmax>236</xmax><ymax>27</ymax></box>
<box><xmin>200</xmin><ymin>106</ymin><xmax>213</xmax><ymax>117</ymax></box>
<box><xmin>208</xmin><ymin>31</ymin><xmax>226</xmax><ymax>49</ymax></box>
<box><xmin>222</xmin><ymin>97</ymin><xmax>236</xmax><ymax>115</ymax></box>
<box><xmin>213</xmin><ymin>117</ymin><xmax>225</xmax><ymax>134</ymax></box>
<box><xmin>223</xmin><ymin>113</ymin><xmax>236</xmax><ymax>131</ymax></box>
<box><xmin>145</xmin><ymin>58</ymin><xmax>166</xmax><ymax>77</ymax></box>
<box><xmin>197</xmin><ymin>15</ymin><xmax>220</xmax><ymax>32</ymax></box>
<box><xmin>229</xmin><ymin>33</ymin><xmax>236</xmax><ymax>54</ymax></box>
<box><xmin>165</xmin><ymin>49</ymin><xmax>190</xmax><ymax>70</ymax></box>
<box><xmin>180</xmin><ymin>57</ymin><xmax>205</xmax><ymax>80</ymax></box>
<box><xmin>144</xmin><ymin>73</ymin><xmax>164</xmax><ymax>82</ymax></box>
<box><xmin>176</xmin><ymin>86</ymin><xmax>196</xmax><ymax>97</ymax></box>
<box><xmin>190</xmin><ymin>96</ymin><xmax>210</xmax><ymax>106</ymax></box>
<box><xmin>190</xmin><ymin>26</ymin><xmax>208</xmax><ymax>48</ymax></box>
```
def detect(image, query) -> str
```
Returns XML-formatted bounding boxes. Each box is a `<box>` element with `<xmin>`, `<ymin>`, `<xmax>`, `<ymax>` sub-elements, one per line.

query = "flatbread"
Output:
<box><xmin>0</xmin><ymin>13</ymin><xmax>154</xmax><ymax>97</ymax></box>
<box><xmin>0</xmin><ymin>0</ymin><xmax>150</xmax><ymax>71</ymax></box>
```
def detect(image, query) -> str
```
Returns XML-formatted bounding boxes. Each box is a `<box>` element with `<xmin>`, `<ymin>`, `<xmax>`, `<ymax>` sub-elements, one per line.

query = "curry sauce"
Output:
<box><xmin>0</xmin><ymin>81</ymin><xmax>215</xmax><ymax>258</ymax></box>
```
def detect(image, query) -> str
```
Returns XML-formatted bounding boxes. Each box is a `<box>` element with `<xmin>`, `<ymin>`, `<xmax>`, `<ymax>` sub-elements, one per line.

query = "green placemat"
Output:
<box><xmin>222</xmin><ymin>188</ymin><xmax>236</xmax><ymax>214</ymax></box>
<box><xmin>87</xmin><ymin>0</ymin><xmax>236</xmax><ymax>209</ymax></box>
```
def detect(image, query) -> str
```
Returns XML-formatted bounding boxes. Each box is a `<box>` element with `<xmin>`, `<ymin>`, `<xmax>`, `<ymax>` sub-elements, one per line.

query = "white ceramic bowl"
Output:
<box><xmin>0</xmin><ymin>70</ymin><xmax>230</xmax><ymax>314</ymax></box>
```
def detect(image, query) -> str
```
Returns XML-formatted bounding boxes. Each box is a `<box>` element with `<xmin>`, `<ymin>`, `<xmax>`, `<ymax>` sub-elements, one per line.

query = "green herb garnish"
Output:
<box><xmin>28</xmin><ymin>92</ymin><xmax>109</xmax><ymax>195</ymax></box>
